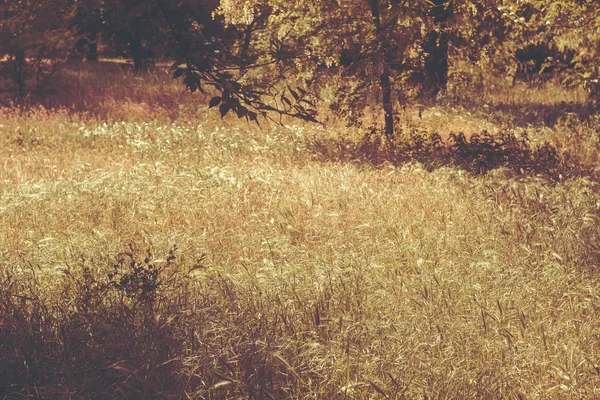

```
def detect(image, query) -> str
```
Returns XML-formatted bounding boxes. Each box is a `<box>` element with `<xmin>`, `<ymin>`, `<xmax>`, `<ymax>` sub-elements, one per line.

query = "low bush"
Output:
<box><xmin>0</xmin><ymin>246</ymin><xmax>190</xmax><ymax>399</ymax></box>
<box><xmin>309</xmin><ymin>128</ymin><xmax>591</xmax><ymax>181</ymax></box>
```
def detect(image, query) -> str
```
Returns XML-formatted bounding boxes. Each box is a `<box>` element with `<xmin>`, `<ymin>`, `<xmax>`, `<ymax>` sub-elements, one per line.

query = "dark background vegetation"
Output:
<box><xmin>1</xmin><ymin>0</ymin><xmax>599</xmax><ymax>130</ymax></box>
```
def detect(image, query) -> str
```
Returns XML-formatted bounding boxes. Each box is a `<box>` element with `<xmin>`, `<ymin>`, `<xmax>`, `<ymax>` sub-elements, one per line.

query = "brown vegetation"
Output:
<box><xmin>1</xmin><ymin>64</ymin><xmax>600</xmax><ymax>398</ymax></box>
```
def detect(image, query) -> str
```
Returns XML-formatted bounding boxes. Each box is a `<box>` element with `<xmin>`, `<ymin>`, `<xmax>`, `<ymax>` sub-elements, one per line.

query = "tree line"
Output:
<box><xmin>1</xmin><ymin>0</ymin><xmax>598</xmax><ymax>135</ymax></box>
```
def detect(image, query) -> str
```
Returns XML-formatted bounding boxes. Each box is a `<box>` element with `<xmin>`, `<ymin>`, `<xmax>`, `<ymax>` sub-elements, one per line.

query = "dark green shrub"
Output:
<box><xmin>0</xmin><ymin>246</ymin><xmax>190</xmax><ymax>399</ymax></box>
<box><xmin>308</xmin><ymin>128</ymin><xmax>589</xmax><ymax>181</ymax></box>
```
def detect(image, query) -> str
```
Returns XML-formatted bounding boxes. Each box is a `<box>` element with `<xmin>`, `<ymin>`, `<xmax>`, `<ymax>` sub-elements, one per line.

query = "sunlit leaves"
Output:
<box><xmin>179</xmin><ymin>0</ymin><xmax>600</xmax><ymax>127</ymax></box>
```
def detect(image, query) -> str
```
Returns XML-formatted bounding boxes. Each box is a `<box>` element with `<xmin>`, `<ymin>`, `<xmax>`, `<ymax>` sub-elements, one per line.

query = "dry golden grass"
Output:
<box><xmin>1</xmin><ymin>64</ymin><xmax>600</xmax><ymax>398</ymax></box>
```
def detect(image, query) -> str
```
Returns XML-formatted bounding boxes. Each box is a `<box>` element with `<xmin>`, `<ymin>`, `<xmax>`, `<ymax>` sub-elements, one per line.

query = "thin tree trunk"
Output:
<box><xmin>438</xmin><ymin>31</ymin><xmax>449</xmax><ymax>88</ymax></box>
<box><xmin>423</xmin><ymin>31</ymin><xmax>449</xmax><ymax>95</ymax></box>
<box><xmin>423</xmin><ymin>0</ymin><xmax>452</xmax><ymax>96</ymax></box>
<box><xmin>367</xmin><ymin>0</ymin><xmax>396</xmax><ymax>137</ymax></box>
<box><xmin>380</xmin><ymin>72</ymin><xmax>394</xmax><ymax>137</ymax></box>
<box><xmin>131</xmin><ymin>31</ymin><xmax>143</xmax><ymax>72</ymax></box>
<box><xmin>14</xmin><ymin>49</ymin><xmax>26</xmax><ymax>104</ymax></box>
<box><xmin>240</xmin><ymin>19</ymin><xmax>256</xmax><ymax>72</ymax></box>
<box><xmin>87</xmin><ymin>31</ymin><xmax>98</xmax><ymax>62</ymax></box>
<box><xmin>87</xmin><ymin>42</ymin><xmax>98</xmax><ymax>62</ymax></box>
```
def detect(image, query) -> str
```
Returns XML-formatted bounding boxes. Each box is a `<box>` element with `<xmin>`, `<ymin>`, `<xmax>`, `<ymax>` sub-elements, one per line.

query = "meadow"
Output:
<box><xmin>1</xmin><ymin>64</ymin><xmax>600</xmax><ymax>399</ymax></box>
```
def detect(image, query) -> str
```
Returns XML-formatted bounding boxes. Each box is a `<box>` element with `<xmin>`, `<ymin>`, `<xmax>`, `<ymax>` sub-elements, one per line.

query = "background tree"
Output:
<box><xmin>450</xmin><ymin>0</ymin><xmax>599</xmax><ymax>99</ymax></box>
<box><xmin>100</xmin><ymin>0</ymin><xmax>170</xmax><ymax>71</ymax></box>
<box><xmin>170</xmin><ymin>0</ymin><xmax>319</xmax><ymax>124</ymax></box>
<box><xmin>215</xmin><ymin>0</ymin><xmax>452</xmax><ymax>136</ymax></box>
<box><xmin>509</xmin><ymin>0</ymin><xmax>600</xmax><ymax>100</ymax></box>
<box><xmin>71</xmin><ymin>0</ymin><xmax>104</xmax><ymax>62</ymax></box>
<box><xmin>1</xmin><ymin>0</ymin><xmax>597</xmax><ymax>122</ymax></box>
<box><xmin>422</xmin><ymin>0</ymin><xmax>453</xmax><ymax>96</ymax></box>
<box><xmin>0</xmin><ymin>0</ymin><xmax>76</xmax><ymax>103</ymax></box>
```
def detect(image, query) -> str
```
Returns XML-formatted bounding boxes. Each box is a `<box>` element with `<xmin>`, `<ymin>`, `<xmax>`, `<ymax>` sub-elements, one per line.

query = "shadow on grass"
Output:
<box><xmin>453</xmin><ymin>97</ymin><xmax>599</xmax><ymax>128</ymax></box>
<box><xmin>0</xmin><ymin>246</ymin><xmax>302</xmax><ymax>399</ymax></box>
<box><xmin>308</xmin><ymin>129</ymin><xmax>595</xmax><ymax>182</ymax></box>
<box><xmin>0</xmin><ymin>247</ymin><xmax>189</xmax><ymax>399</ymax></box>
<box><xmin>0</xmin><ymin>61</ymin><xmax>207</xmax><ymax>120</ymax></box>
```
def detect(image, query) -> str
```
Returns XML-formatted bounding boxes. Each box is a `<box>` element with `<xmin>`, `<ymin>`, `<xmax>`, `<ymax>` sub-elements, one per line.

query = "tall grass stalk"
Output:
<box><xmin>1</xmin><ymin>64</ymin><xmax>600</xmax><ymax>398</ymax></box>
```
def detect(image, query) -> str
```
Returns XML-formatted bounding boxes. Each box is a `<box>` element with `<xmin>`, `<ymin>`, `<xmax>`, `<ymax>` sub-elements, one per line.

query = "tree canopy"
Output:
<box><xmin>0</xmin><ymin>0</ymin><xmax>598</xmax><ymax>129</ymax></box>
<box><xmin>0</xmin><ymin>0</ymin><xmax>76</xmax><ymax>101</ymax></box>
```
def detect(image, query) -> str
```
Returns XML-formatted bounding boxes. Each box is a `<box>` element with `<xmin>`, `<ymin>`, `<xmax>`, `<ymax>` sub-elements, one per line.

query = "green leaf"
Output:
<box><xmin>183</xmin><ymin>74</ymin><xmax>200</xmax><ymax>93</ymax></box>
<box><xmin>296</xmin><ymin>113</ymin><xmax>318</xmax><ymax>123</ymax></box>
<box><xmin>173</xmin><ymin>68</ymin><xmax>185</xmax><ymax>79</ymax></box>
<box><xmin>209</xmin><ymin>96</ymin><xmax>222</xmax><ymax>108</ymax></box>
<box><xmin>258</xmin><ymin>104</ymin><xmax>277</xmax><ymax>111</ymax></box>
<box><xmin>235</xmin><ymin>106</ymin><xmax>248</xmax><ymax>118</ymax></box>
<box><xmin>247</xmin><ymin>111</ymin><xmax>260</xmax><ymax>127</ymax></box>
<box><xmin>289</xmin><ymin>88</ymin><xmax>300</xmax><ymax>100</ymax></box>
<box><xmin>219</xmin><ymin>103</ymin><xmax>231</xmax><ymax>118</ymax></box>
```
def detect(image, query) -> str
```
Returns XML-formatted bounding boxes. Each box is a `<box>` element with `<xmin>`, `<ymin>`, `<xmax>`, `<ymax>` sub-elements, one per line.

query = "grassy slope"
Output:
<box><xmin>1</xmin><ymin>66</ymin><xmax>600</xmax><ymax>398</ymax></box>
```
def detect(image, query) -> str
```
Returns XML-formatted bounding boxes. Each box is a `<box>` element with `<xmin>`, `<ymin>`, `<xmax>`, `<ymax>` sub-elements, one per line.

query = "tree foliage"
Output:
<box><xmin>215</xmin><ymin>0</ymin><xmax>600</xmax><ymax>133</ymax></box>
<box><xmin>503</xmin><ymin>0</ymin><xmax>600</xmax><ymax>97</ymax></box>
<box><xmin>451</xmin><ymin>0</ymin><xmax>599</xmax><ymax>94</ymax></box>
<box><xmin>71</xmin><ymin>0</ymin><xmax>103</xmax><ymax>62</ymax></box>
<box><xmin>168</xmin><ymin>0</ymin><xmax>320</xmax><ymax>124</ymax></box>
<box><xmin>99</xmin><ymin>0</ymin><xmax>167</xmax><ymax>71</ymax></box>
<box><xmin>0</xmin><ymin>0</ymin><xmax>76</xmax><ymax>102</ymax></box>
<box><xmin>0</xmin><ymin>0</ymin><xmax>598</xmax><ymax>126</ymax></box>
<box><xmin>217</xmin><ymin>0</ymin><xmax>455</xmax><ymax>135</ymax></box>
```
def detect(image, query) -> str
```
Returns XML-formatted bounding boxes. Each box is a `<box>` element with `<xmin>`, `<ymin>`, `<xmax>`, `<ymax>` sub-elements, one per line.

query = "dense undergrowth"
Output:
<box><xmin>2</xmin><ymin>64</ymin><xmax>600</xmax><ymax>398</ymax></box>
<box><xmin>309</xmin><ymin>128</ymin><xmax>593</xmax><ymax>181</ymax></box>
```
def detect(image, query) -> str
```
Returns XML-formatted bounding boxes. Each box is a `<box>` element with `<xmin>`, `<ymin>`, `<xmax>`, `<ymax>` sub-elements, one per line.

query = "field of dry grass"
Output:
<box><xmin>1</xmin><ymin>64</ymin><xmax>600</xmax><ymax>399</ymax></box>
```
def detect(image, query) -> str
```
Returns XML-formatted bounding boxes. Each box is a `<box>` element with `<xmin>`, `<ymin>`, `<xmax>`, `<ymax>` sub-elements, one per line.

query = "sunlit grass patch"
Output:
<box><xmin>2</xmin><ymin>77</ymin><xmax>600</xmax><ymax>398</ymax></box>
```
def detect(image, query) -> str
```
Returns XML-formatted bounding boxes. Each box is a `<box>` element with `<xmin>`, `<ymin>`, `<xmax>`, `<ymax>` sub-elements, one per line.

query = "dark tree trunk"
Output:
<box><xmin>240</xmin><ymin>19</ymin><xmax>256</xmax><ymax>72</ymax></box>
<box><xmin>423</xmin><ymin>0</ymin><xmax>452</xmax><ymax>96</ymax></box>
<box><xmin>367</xmin><ymin>0</ymin><xmax>396</xmax><ymax>137</ymax></box>
<box><xmin>367</xmin><ymin>0</ymin><xmax>381</xmax><ymax>27</ymax></box>
<box><xmin>423</xmin><ymin>31</ymin><xmax>449</xmax><ymax>96</ymax></box>
<box><xmin>87</xmin><ymin>42</ymin><xmax>98</xmax><ymax>62</ymax></box>
<box><xmin>131</xmin><ymin>31</ymin><xmax>143</xmax><ymax>72</ymax></box>
<box><xmin>87</xmin><ymin>31</ymin><xmax>98</xmax><ymax>62</ymax></box>
<box><xmin>380</xmin><ymin>72</ymin><xmax>394</xmax><ymax>137</ymax></box>
<box><xmin>13</xmin><ymin>49</ymin><xmax>26</xmax><ymax>103</ymax></box>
